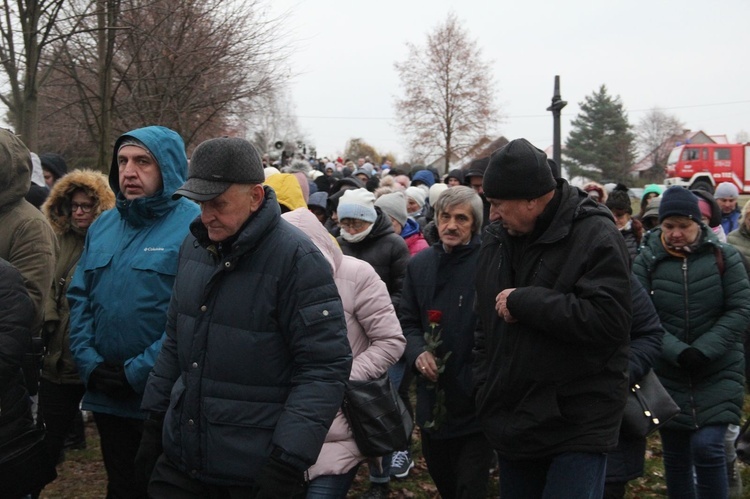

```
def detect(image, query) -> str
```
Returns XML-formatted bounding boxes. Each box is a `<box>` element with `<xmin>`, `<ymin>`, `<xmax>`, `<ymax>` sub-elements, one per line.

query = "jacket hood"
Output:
<box><xmin>0</xmin><ymin>129</ymin><xmax>32</xmax><ymax>212</ymax></box>
<box><xmin>486</xmin><ymin>179</ymin><xmax>614</xmax><ymax>244</ymax></box>
<box><xmin>539</xmin><ymin>180</ymin><xmax>614</xmax><ymax>243</ymax></box>
<box><xmin>281</xmin><ymin>208</ymin><xmax>342</xmax><ymax>272</ymax></box>
<box><xmin>40</xmin><ymin>153</ymin><xmax>68</xmax><ymax>180</ymax></box>
<box><xmin>367</xmin><ymin>208</ymin><xmax>397</xmax><ymax>240</ymax></box>
<box><xmin>109</xmin><ymin>126</ymin><xmax>189</xmax><ymax>224</ymax></box>
<box><xmin>331</xmin><ymin>177</ymin><xmax>364</xmax><ymax>192</ymax></box>
<box><xmin>401</xmin><ymin>217</ymin><xmax>421</xmax><ymax>238</ymax></box>
<box><xmin>264</xmin><ymin>173</ymin><xmax>307</xmax><ymax>212</ymax></box>
<box><xmin>42</xmin><ymin>169</ymin><xmax>116</xmax><ymax>235</ymax></box>
<box><xmin>412</xmin><ymin>170</ymin><xmax>436</xmax><ymax>188</ymax></box>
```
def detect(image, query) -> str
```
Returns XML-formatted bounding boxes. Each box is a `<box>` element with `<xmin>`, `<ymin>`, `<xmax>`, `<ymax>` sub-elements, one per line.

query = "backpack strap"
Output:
<box><xmin>714</xmin><ymin>245</ymin><xmax>725</xmax><ymax>276</ymax></box>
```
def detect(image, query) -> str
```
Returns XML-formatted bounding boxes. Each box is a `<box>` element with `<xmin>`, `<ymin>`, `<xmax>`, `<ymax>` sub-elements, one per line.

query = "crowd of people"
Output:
<box><xmin>2</xmin><ymin>126</ymin><xmax>750</xmax><ymax>499</ymax></box>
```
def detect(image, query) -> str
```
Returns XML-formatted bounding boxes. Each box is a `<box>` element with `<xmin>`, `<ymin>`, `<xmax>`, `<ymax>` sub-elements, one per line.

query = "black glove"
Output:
<box><xmin>134</xmin><ymin>414</ymin><xmax>164</xmax><ymax>493</ymax></box>
<box><xmin>253</xmin><ymin>454</ymin><xmax>305</xmax><ymax>499</ymax></box>
<box><xmin>677</xmin><ymin>347</ymin><xmax>709</xmax><ymax>370</ymax></box>
<box><xmin>88</xmin><ymin>362</ymin><xmax>135</xmax><ymax>398</ymax></box>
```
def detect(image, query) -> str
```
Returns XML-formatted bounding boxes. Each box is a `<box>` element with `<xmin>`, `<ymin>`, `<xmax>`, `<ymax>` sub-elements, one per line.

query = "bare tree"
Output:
<box><xmin>635</xmin><ymin>107</ymin><xmax>684</xmax><ymax>179</ymax></box>
<box><xmin>394</xmin><ymin>12</ymin><xmax>498</xmax><ymax>173</ymax></box>
<box><xmin>246</xmin><ymin>87</ymin><xmax>307</xmax><ymax>157</ymax></box>
<box><xmin>0</xmin><ymin>0</ymin><xmax>72</xmax><ymax>150</ymax></box>
<box><xmin>35</xmin><ymin>0</ymin><xmax>288</xmax><ymax>167</ymax></box>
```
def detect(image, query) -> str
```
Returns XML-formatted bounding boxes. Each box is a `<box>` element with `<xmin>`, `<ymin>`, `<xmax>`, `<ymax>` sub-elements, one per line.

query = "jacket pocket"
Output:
<box><xmin>81</xmin><ymin>251</ymin><xmax>113</xmax><ymax>272</ymax></box>
<box><xmin>130</xmin><ymin>250</ymin><xmax>179</xmax><ymax>276</ymax></box>
<box><xmin>299</xmin><ymin>299</ymin><xmax>343</xmax><ymax>326</ymax></box>
<box><xmin>508</xmin><ymin>383</ymin><xmax>564</xmax><ymax>434</ymax></box>
<box><xmin>164</xmin><ymin>377</ymin><xmax>186</xmax><ymax>450</ymax></box>
<box><xmin>202</xmin><ymin>397</ymin><xmax>283</xmax><ymax>480</ymax></box>
<box><xmin>533</xmin><ymin>259</ymin><xmax>560</xmax><ymax>288</ymax></box>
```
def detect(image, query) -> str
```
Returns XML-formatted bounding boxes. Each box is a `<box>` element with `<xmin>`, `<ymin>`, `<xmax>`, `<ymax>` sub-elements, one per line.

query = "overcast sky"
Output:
<box><xmin>267</xmin><ymin>0</ymin><xmax>750</xmax><ymax>162</ymax></box>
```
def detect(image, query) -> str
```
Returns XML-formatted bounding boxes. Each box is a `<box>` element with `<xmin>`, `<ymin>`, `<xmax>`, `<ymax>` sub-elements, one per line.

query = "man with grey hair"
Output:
<box><xmin>398</xmin><ymin>186</ymin><xmax>494</xmax><ymax>498</ymax></box>
<box><xmin>137</xmin><ymin>136</ymin><xmax>352</xmax><ymax>498</ymax></box>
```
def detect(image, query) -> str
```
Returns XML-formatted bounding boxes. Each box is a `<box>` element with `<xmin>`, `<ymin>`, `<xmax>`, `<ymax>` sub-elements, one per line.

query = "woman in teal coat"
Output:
<box><xmin>634</xmin><ymin>186</ymin><xmax>750</xmax><ymax>498</ymax></box>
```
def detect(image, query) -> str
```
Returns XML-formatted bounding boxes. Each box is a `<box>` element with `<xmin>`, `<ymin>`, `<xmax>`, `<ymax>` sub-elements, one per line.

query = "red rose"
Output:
<box><xmin>427</xmin><ymin>310</ymin><xmax>442</xmax><ymax>324</ymax></box>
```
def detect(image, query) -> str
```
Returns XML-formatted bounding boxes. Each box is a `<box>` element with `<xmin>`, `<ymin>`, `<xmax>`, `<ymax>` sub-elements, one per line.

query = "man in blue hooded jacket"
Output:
<box><xmin>68</xmin><ymin>126</ymin><xmax>199</xmax><ymax>498</ymax></box>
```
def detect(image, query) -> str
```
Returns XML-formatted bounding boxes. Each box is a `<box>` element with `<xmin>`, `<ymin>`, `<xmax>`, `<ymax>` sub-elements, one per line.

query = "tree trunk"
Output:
<box><xmin>96</xmin><ymin>0</ymin><xmax>116</xmax><ymax>174</ymax></box>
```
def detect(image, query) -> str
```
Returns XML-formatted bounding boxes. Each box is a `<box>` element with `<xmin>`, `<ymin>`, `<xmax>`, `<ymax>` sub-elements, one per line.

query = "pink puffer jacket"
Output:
<box><xmin>281</xmin><ymin>209</ymin><xmax>406</xmax><ymax>480</ymax></box>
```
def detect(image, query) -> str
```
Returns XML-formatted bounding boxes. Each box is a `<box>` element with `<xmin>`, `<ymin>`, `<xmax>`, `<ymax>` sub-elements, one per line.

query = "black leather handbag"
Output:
<box><xmin>0</xmin><ymin>427</ymin><xmax>57</xmax><ymax>497</ymax></box>
<box><xmin>342</xmin><ymin>373</ymin><xmax>413</xmax><ymax>457</ymax></box>
<box><xmin>621</xmin><ymin>369</ymin><xmax>680</xmax><ymax>438</ymax></box>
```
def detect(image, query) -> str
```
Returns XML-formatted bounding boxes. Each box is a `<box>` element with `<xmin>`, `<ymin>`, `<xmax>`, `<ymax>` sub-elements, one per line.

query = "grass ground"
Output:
<box><xmin>39</xmin><ymin>420</ymin><xmax>750</xmax><ymax>498</ymax></box>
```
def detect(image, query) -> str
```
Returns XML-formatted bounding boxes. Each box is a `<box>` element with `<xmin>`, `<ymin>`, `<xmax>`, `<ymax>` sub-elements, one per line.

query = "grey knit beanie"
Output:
<box><xmin>375</xmin><ymin>192</ymin><xmax>408</xmax><ymax>228</ymax></box>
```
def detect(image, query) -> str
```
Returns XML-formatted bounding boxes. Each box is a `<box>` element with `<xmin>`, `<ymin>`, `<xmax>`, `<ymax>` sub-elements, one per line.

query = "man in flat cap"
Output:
<box><xmin>68</xmin><ymin>126</ymin><xmax>199</xmax><ymax>498</ymax></box>
<box><xmin>472</xmin><ymin>138</ymin><xmax>632</xmax><ymax>497</ymax></box>
<box><xmin>138</xmin><ymin>137</ymin><xmax>351</xmax><ymax>498</ymax></box>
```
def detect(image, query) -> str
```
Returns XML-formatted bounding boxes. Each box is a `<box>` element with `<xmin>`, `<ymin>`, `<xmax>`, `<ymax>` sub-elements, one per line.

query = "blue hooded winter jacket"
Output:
<box><xmin>68</xmin><ymin>126</ymin><xmax>199</xmax><ymax>419</ymax></box>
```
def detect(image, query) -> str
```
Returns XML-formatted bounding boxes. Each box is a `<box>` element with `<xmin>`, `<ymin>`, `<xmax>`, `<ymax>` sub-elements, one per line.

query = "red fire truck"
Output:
<box><xmin>665</xmin><ymin>142</ymin><xmax>750</xmax><ymax>194</ymax></box>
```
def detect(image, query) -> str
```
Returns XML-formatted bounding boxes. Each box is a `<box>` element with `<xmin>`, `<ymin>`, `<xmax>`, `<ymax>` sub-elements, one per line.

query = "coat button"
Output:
<box><xmin>224</xmin><ymin>261</ymin><xmax>231</xmax><ymax>268</ymax></box>
<box><xmin>188</xmin><ymin>419</ymin><xmax>194</xmax><ymax>426</ymax></box>
<box><xmin>192</xmin><ymin>362</ymin><xmax>198</xmax><ymax>368</ymax></box>
<box><xmin>322</xmin><ymin>310</ymin><xmax>329</xmax><ymax>316</ymax></box>
<box><xmin>200</xmin><ymin>305</ymin><xmax>207</xmax><ymax>312</ymax></box>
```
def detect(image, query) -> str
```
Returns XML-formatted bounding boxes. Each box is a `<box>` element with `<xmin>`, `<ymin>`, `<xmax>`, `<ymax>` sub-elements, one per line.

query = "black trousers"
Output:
<box><xmin>93</xmin><ymin>412</ymin><xmax>147</xmax><ymax>499</ymax></box>
<box><xmin>149</xmin><ymin>454</ymin><xmax>257</xmax><ymax>499</ymax></box>
<box><xmin>421</xmin><ymin>430</ymin><xmax>494</xmax><ymax>499</ymax></box>
<box><xmin>38</xmin><ymin>380</ymin><xmax>86</xmax><ymax>467</ymax></box>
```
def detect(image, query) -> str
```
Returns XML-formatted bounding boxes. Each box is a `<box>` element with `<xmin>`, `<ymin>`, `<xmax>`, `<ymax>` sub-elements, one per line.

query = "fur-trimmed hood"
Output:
<box><xmin>42</xmin><ymin>169</ymin><xmax>115</xmax><ymax>235</ymax></box>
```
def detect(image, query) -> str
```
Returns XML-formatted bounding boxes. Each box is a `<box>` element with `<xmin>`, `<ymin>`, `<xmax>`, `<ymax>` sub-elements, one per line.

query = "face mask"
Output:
<box><xmin>340</xmin><ymin>222</ymin><xmax>374</xmax><ymax>243</ymax></box>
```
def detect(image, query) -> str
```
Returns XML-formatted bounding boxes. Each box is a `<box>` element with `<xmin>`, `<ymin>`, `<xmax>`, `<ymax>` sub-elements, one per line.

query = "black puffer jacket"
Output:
<box><xmin>337</xmin><ymin>208</ymin><xmax>410</xmax><ymax>309</ymax></box>
<box><xmin>0</xmin><ymin>258</ymin><xmax>34</xmax><ymax>445</ymax></box>
<box><xmin>474</xmin><ymin>180</ymin><xmax>632</xmax><ymax>459</ymax></box>
<box><xmin>141</xmin><ymin>187</ymin><xmax>352</xmax><ymax>486</ymax></box>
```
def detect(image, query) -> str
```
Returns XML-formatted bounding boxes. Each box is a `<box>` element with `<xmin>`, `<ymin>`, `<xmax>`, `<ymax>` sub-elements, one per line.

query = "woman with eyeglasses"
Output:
<box><xmin>38</xmin><ymin>169</ymin><xmax>115</xmax><ymax>475</ymax></box>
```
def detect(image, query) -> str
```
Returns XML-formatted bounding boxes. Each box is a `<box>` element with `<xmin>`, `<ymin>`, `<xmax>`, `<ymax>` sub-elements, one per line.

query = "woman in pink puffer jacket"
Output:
<box><xmin>281</xmin><ymin>208</ymin><xmax>406</xmax><ymax>498</ymax></box>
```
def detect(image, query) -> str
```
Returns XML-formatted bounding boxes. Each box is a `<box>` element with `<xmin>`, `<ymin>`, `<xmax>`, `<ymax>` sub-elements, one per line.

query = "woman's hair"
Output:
<box><xmin>742</xmin><ymin>198</ymin><xmax>750</xmax><ymax>219</ymax></box>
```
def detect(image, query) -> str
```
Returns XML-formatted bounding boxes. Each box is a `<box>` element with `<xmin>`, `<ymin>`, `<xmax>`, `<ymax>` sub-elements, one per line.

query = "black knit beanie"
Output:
<box><xmin>39</xmin><ymin>153</ymin><xmax>68</xmax><ymax>180</ymax></box>
<box><xmin>605</xmin><ymin>184</ymin><xmax>632</xmax><ymax>214</ymax></box>
<box><xmin>658</xmin><ymin>186</ymin><xmax>701</xmax><ymax>222</ymax></box>
<box><xmin>483</xmin><ymin>139</ymin><xmax>556</xmax><ymax>200</ymax></box>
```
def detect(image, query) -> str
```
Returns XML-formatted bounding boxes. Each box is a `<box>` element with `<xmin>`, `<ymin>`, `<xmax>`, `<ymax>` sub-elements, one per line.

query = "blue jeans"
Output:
<box><xmin>497</xmin><ymin>452</ymin><xmax>607</xmax><ymax>499</ymax></box>
<box><xmin>305</xmin><ymin>465</ymin><xmax>360</xmax><ymax>499</ymax></box>
<box><xmin>660</xmin><ymin>424</ymin><xmax>728</xmax><ymax>499</ymax></box>
<box><xmin>369</xmin><ymin>359</ymin><xmax>406</xmax><ymax>483</ymax></box>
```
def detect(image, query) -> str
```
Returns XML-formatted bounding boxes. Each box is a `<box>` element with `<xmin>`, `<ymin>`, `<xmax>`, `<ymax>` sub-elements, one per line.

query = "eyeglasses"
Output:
<box><xmin>339</xmin><ymin>220</ymin><xmax>368</xmax><ymax>231</ymax></box>
<box><xmin>71</xmin><ymin>202</ymin><xmax>95</xmax><ymax>213</ymax></box>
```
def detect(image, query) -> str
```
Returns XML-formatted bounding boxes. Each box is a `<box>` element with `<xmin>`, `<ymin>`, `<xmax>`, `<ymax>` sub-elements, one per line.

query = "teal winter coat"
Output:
<box><xmin>68</xmin><ymin>126</ymin><xmax>199</xmax><ymax>419</ymax></box>
<box><xmin>633</xmin><ymin>226</ymin><xmax>750</xmax><ymax>430</ymax></box>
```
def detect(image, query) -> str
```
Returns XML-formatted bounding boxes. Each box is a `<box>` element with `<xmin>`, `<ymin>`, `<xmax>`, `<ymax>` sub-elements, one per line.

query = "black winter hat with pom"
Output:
<box><xmin>605</xmin><ymin>184</ymin><xmax>632</xmax><ymax>214</ymax></box>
